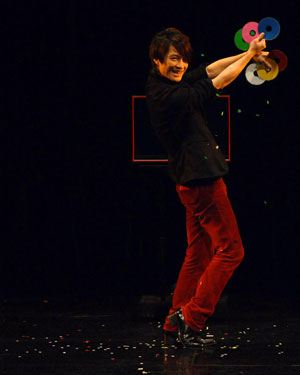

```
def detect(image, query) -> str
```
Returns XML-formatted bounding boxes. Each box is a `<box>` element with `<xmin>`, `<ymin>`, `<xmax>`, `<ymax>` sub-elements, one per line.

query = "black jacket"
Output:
<box><xmin>145</xmin><ymin>64</ymin><xmax>229</xmax><ymax>186</ymax></box>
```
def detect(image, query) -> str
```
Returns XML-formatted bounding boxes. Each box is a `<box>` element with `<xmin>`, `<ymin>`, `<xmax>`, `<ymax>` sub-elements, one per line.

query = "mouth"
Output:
<box><xmin>170</xmin><ymin>70</ymin><xmax>184</xmax><ymax>78</ymax></box>
<box><xmin>171</xmin><ymin>70</ymin><xmax>183</xmax><ymax>75</ymax></box>
<box><xmin>166</xmin><ymin>68</ymin><xmax>185</xmax><ymax>81</ymax></box>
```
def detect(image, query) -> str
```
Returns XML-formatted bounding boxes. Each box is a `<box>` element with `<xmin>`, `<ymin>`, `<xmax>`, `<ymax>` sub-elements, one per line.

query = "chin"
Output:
<box><xmin>170</xmin><ymin>75</ymin><xmax>182</xmax><ymax>82</ymax></box>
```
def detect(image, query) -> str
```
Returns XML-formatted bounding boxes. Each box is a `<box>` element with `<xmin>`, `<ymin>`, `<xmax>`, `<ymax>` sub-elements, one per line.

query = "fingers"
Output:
<box><xmin>256</xmin><ymin>33</ymin><xmax>266</xmax><ymax>51</ymax></box>
<box><xmin>248</xmin><ymin>32</ymin><xmax>267</xmax><ymax>55</ymax></box>
<box><xmin>261</xmin><ymin>57</ymin><xmax>272</xmax><ymax>71</ymax></box>
<box><xmin>253</xmin><ymin>54</ymin><xmax>272</xmax><ymax>72</ymax></box>
<box><xmin>253</xmin><ymin>33</ymin><xmax>266</xmax><ymax>48</ymax></box>
<box><xmin>257</xmin><ymin>32</ymin><xmax>265</xmax><ymax>41</ymax></box>
<box><xmin>250</xmin><ymin>33</ymin><xmax>266</xmax><ymax>47</ymax></box>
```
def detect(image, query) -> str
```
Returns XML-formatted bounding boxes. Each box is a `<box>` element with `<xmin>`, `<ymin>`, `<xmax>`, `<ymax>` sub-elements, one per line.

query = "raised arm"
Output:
<box><xmin>211</xmin><ymin>33</ymin><xmax>267</xmax><ymax>90</ymax></box>
<box><xmin>206</xmin><ymin>52</ymin><xmax>248</xmax><ymax>79</ymax></box>
<box><xmin>206</xmin><ymin>50</ymin><xmax>271</xmax><ymax>79</ymax></box>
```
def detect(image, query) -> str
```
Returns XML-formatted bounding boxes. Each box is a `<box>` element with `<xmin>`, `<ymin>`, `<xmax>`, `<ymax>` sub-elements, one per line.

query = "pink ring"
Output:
<box><xmin>242</xmin><ymin>22</ymin><xmax>259</xmax><ymax>43</ymax></box>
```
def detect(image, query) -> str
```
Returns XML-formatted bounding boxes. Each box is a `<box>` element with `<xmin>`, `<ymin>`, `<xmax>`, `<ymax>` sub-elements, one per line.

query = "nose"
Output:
<box><xmin>176</xmin><ymin>58</ymin><xmax>185</xmax><ymax>68</ymax></box>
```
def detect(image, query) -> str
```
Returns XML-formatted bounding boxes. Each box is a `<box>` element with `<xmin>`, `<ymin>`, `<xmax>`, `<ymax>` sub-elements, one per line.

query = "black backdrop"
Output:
<box><xmin>3</xmin><ymin>1</ymin><xmax>300</xmax><ymax>302</ymax></box>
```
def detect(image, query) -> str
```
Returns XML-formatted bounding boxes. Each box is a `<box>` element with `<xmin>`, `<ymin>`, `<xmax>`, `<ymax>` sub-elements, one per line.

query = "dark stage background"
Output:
<box><xmin>3</xmin><ymin>1</ymin><xmax>300</xmax><ymax>303</ymax></box>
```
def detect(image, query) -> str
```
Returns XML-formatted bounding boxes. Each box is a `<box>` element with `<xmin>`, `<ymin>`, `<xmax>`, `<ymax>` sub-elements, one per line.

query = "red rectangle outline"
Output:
<box><xmin>132</xmin><ymin>95</ymin><xmax>231</xmax><ymax>163</ymax></box>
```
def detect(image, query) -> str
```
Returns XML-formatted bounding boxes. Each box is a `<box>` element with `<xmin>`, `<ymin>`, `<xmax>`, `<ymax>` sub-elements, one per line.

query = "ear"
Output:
<box><xmin>153</xmin><ymin>59</ymin><xmax>160</xmax><ymax>66</ymax></box>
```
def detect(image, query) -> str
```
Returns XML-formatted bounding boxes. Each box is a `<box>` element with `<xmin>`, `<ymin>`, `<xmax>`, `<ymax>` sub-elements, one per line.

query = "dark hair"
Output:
<box><xmin>149</xmin><ymin>27</ymin><xmax>192</xmax><ymax>71</ymax></box>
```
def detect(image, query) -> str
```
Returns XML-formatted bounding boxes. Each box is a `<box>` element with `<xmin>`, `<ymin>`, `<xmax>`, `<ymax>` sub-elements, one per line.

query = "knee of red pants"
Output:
<box><xmin>233</xmin><ymin>239</ymin><xmax>245</xmax><ymax>264</ymax></box>
<box><xmin>230</xmin><ymin>242</ymin><xmax>245</xmax><ymax>267</ymax></box>
<box><xmin>216</xmin><ymin>239</ymin><xmax>244</xmax><ymax>266</ymax></box>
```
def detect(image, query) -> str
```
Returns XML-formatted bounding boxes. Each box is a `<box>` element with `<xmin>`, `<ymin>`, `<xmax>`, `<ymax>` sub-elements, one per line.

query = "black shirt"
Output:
<box><xmin>145</xmin><ymin>64</ymin><xmax>229</xmax><ymax>186</ymax></box>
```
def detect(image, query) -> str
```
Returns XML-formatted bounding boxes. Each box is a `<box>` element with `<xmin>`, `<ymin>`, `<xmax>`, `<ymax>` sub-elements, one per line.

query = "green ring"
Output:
<box><xmin>234</xmin><ymin>29</ymin><xmax>249</xmax><ymax>51</ymax></box>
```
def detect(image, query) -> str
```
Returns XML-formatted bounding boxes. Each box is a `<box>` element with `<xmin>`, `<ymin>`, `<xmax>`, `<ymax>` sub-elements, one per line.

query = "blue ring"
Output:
<box><xmin>258</xmin><ymin>17</ymin><xmax>280</xmax><ymax>40</ymax></box>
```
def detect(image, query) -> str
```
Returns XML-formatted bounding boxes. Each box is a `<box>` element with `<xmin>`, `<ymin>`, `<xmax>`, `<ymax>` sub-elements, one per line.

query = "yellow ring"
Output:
<box><xmin>257</xmin><ymin>58</ymin><xmax>279</xmax><ymax>81</ymax></box>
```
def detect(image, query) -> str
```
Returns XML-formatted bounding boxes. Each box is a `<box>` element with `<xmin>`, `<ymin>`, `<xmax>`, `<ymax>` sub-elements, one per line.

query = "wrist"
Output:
<box><xmin>247</xmin><ymin>49</ymin><xmax>257</xmax><ymax>59</ymax></box>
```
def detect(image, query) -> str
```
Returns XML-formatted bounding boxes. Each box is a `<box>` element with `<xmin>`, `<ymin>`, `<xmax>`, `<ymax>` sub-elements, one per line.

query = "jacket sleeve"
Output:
<box><xmin>184</xmin><ymin>64</ymin><xmax>210</xmax><ymax>83</ymax></box>
<box><xmin>184</xmin><ymin>64</ymin><xmax>219</xmax><ymax>103</ymax></box>
<box><xmin>192</xmin><ymin>77</ymin><xmax>219</xmax><ymax>103</ymax></box>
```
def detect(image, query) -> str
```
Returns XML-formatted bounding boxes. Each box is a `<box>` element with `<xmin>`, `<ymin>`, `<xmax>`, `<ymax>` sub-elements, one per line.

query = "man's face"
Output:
<box><xmin>154</xmin><ymin>45</ymin><xmax>188</xmax><ymax>82</ymax></box>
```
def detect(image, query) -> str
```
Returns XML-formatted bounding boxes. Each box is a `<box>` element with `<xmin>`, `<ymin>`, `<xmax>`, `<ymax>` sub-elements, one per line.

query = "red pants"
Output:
<box><xmin>164</xmin><ymin>178</ymin><xmax>244</xmax><ymax>332</ymax></box>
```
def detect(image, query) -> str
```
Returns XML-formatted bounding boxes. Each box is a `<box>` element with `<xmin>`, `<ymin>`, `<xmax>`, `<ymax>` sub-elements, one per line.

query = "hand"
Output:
<box><xmin>249</xmin><ymin>33</ymin><xmax>266</xmax><ymax>55</ymax></box>
<box><xmin>253</xmin><ymin>51</ymin><xmax>272</xmax><ymax>72</ymax></box>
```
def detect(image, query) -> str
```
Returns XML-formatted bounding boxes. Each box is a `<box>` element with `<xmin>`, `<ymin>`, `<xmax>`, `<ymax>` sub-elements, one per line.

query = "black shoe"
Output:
<box><xmin>163</xmin><ymin>330</ymin><xmax>179</xmax><ymax>346</ymax></box>
<box><xmin>167</xmin><ymin>308</ymin><xmax>216</xmax><ymax>348</ymax></box>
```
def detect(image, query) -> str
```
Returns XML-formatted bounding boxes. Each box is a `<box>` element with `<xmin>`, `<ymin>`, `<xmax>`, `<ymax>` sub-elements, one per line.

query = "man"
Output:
<box><xmin>146</xmin><ymin>28</ymin><xmax>268</xmax><ymax>348</ymax></box>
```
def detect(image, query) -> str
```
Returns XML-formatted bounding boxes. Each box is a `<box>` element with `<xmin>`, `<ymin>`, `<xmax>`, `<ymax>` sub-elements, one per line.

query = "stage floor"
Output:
<box><xmin>1</xmin><ymin>294</ymin><xmax>299</xmax><ymax>374</ymax></box>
